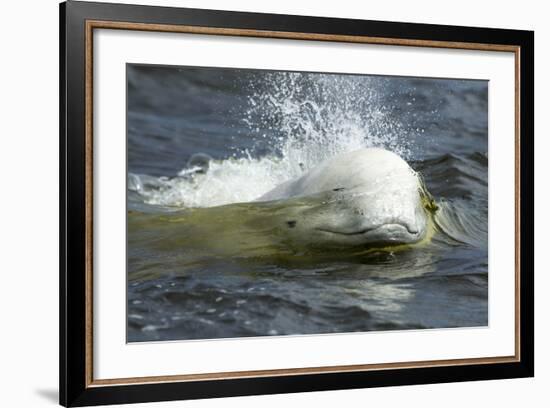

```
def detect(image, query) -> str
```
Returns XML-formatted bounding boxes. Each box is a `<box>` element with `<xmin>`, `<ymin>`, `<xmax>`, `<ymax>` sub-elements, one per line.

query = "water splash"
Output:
<box><xmin>130</xmin><ymin>71</ymin><xmax>415</xmax><ymax>208</ymax></box>
<box><xmin>243</xmin><ymin>72</ymin><xmax>411</xmax><ymax>165</ymax></box>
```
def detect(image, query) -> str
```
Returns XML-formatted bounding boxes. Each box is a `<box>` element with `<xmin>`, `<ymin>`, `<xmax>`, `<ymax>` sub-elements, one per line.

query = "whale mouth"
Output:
<box><xmin>317</xmin><ymin>223</ymin><xmax>418</xmax><ymax>236</ymax></box>
<box><xmin>315</xmin><ymin>223</ymin><xmax>422</xmax><ymax>244</ymax></box>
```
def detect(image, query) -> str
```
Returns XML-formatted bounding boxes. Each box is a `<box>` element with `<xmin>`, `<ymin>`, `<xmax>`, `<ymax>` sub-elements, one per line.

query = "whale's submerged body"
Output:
<box><xmin>256</xmin><ymin>148</ymin><xmax>431</xmax><ymax>247</ymax></box>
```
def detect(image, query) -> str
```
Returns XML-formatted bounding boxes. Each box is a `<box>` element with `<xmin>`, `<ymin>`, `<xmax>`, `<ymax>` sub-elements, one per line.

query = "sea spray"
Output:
<box><xmin>129</xmin><ymin>71</ymin><xmax>416</xmax><ymax>208</ymax></box>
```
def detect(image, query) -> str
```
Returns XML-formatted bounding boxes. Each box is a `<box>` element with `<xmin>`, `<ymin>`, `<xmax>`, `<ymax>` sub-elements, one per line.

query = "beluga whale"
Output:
<box><xmin>128</xmin><ymin>148</ymin><xmax>437</xmax><ymax>257</ymax></box>
<box><xmin>256</xmin><ymin>148</ymin><xmax>437</xmax><ymax>248</ymax></box>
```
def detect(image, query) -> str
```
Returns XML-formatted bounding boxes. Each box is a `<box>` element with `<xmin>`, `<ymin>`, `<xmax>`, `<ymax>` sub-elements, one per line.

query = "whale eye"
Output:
<box><xmin>286</xmin><ymin>220</ymin><xmax>297</xmax><ymax>228</ymax></box>
<box><xmin>332</xmin><ymin>187</ymin><xmax>345</xmax><ymax>192</ymax></box>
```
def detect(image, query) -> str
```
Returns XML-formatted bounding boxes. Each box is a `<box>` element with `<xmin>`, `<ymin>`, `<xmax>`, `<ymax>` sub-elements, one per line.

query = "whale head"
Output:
<box><xmin>265</xmin><ymin>148</ymin><xmax>435</xmax><ymax>248</ymax></box>
<box><xmin>315</xmin><ymin>190</ymin><xmax>429</xmax><ymax>247</ymax></box>
<box><xmin>296</xmin><ymin>169</ymin><xmax>430</xmax><ymax>247</ymax></box>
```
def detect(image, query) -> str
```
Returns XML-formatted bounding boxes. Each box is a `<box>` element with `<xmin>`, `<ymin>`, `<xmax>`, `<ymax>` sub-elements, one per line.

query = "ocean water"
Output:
<box><xmin>127</xmin><ymin>65</ymin><xmax>488</xmax><ymax>342</ymax></box>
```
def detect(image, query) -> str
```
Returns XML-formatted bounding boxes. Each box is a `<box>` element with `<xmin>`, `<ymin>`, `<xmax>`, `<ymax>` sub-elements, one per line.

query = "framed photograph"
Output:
<box><xmin>60</xmin><ymin>1</ymin><xmax>534</xmax><ymax>406</ymax></box>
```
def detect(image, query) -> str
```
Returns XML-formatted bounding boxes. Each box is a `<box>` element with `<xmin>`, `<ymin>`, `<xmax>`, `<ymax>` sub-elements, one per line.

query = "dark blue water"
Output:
<box><xmin>127</xmin><ymin>64</ymin><xmax>488</xmax><ymax>342</ymax></box>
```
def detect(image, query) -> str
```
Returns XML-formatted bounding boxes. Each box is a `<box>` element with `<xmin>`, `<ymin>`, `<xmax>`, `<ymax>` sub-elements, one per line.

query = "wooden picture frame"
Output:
<box><xmin>60</xmin><ymin>1</ymin><xmax>534</xmax><ymax>406</ymax></box>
